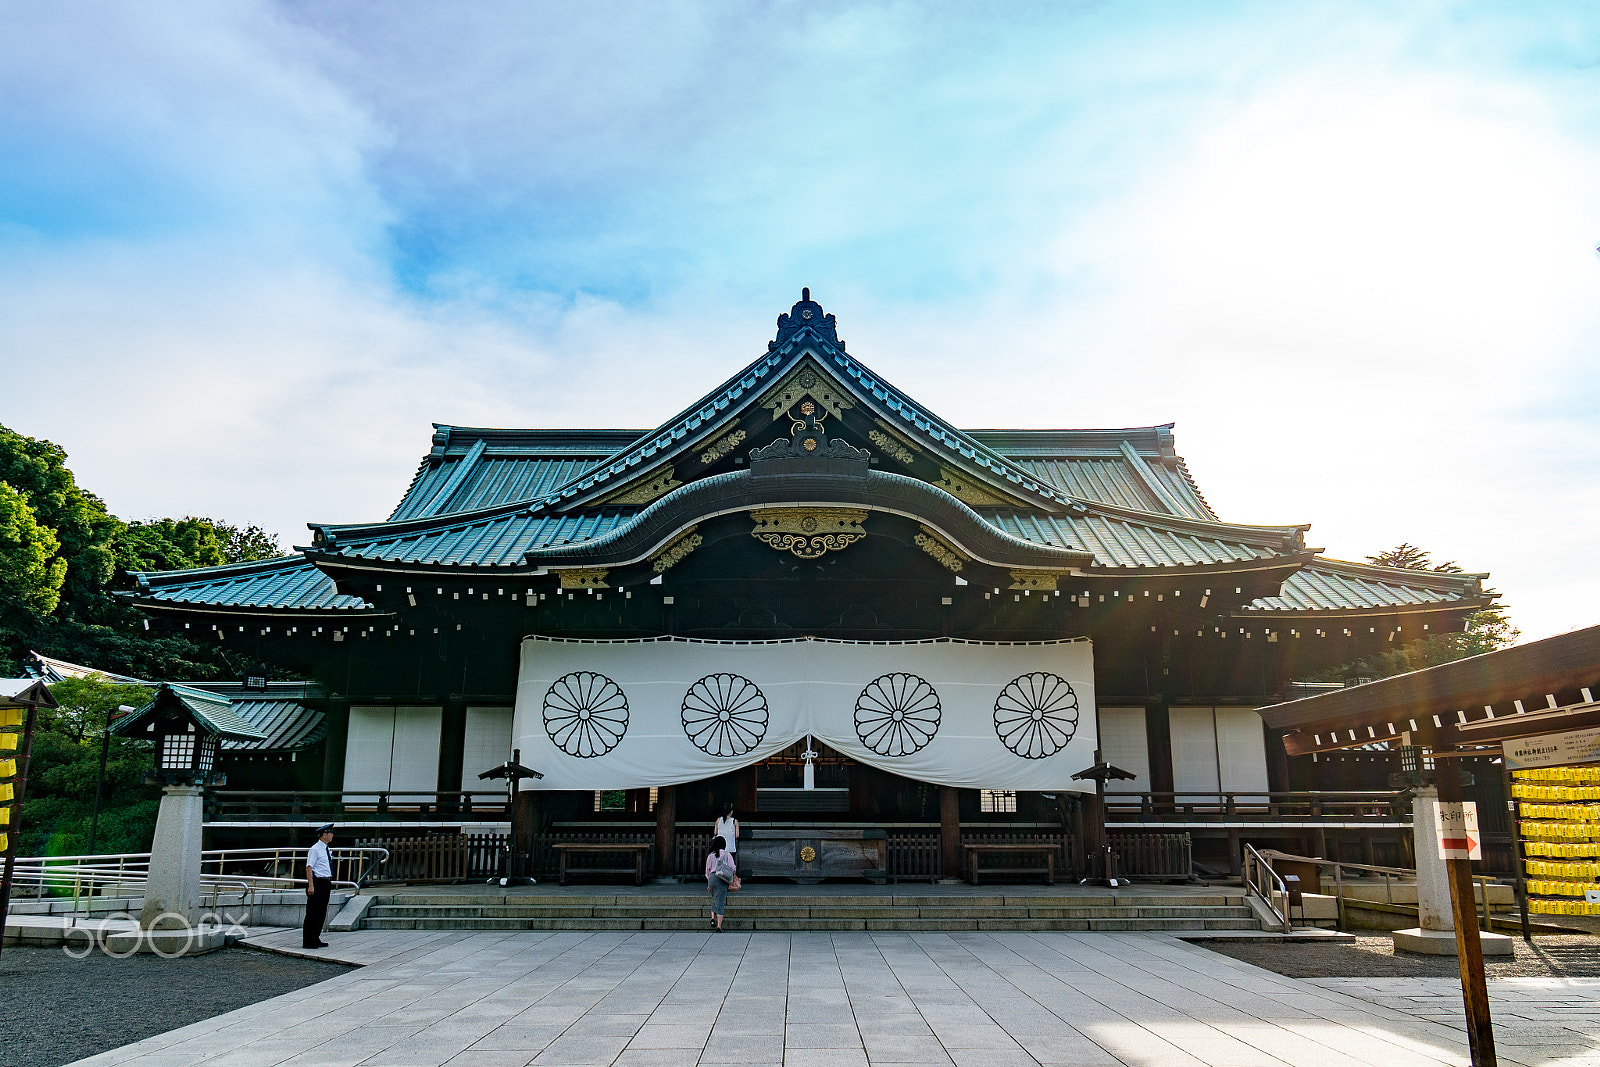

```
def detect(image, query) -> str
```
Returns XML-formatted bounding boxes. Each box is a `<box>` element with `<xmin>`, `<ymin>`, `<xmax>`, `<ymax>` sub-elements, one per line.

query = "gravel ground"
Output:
<box><xmin>1202</xmin><ymin>932</ymin><xmax>1600</xmax><ymax>978</ymax></box>
<box><xmin>0</xmin><ymin>945</ymin><xmax>350</xmax><ymax>1067</ymax></box>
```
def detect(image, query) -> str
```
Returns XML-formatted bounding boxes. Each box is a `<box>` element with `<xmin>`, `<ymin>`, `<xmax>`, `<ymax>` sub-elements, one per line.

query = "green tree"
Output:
<box><xmin>0</xmin><ymin>482</ymin><xmax>67</xmax><ymax>615</ymax></box>
<box><xmin>18</xmin><ymin>674</ymin><xmax>162</xmax><ymax>857</ymax></box>
<box><xmin>0</xmin><ymin>425</ymin><xmax>285</xmax><ymax>680</ymax></box>
<box><xmin>42</xmin><ymin>673</ymin><xmax>153</xmax><ymax>743</ymax></box>
<box><xmin>0</xmin><ymin>426</ymin><xmax>120</xmax><ymax>612</ymax></box>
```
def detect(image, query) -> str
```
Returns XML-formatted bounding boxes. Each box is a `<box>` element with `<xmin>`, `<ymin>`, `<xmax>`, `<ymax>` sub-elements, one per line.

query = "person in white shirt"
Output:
<box><xmin>303</xmin><ymin>824</ymin><xmax>335</xmax><ymax>948</ymax></box>
<box><xmin>713</xmin><ymin>804</ymin><xmax>739</xmax><ymax>864</ymax></box>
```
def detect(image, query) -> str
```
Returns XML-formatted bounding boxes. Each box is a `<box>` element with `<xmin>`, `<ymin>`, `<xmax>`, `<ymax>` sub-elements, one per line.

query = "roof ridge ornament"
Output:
<box><xmin>771</xmin><ymin>287</ymin><xmax>840</xmax><ymax>348</ymax></box>
<box><xmin>749</xmin><ymin>397</ymin><xmax>871</xmax><ymax>478</ymax></box>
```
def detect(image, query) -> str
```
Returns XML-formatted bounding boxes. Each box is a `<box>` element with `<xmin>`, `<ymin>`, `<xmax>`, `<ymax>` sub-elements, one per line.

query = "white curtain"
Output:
<box><xmin>1166</xmin><ymin>706</ymin><xmax>1269</xmax><ymax>796</ymax></box>
<box><xmin>1096</xmin><ymin>706</ymin><xmax>1150</xmax><ymax>790</ymax></box>
<box><xmin>512</xmin><ymin>636</ymin><xmax>1098</xmax><ymax>791</ymax></box>
<box><xmin>462</xmin><ymin>706</ymin><xmax>514</xmax><ymax>794</ymax></box>
<box><xmin>342</xmin><ymin>705</ymin><xmax>441</xmax><ymax>800</ymax></box>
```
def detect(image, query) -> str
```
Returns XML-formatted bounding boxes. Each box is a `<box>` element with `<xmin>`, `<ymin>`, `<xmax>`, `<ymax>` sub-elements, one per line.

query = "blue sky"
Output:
<box><xmin>1</xmin><ymin>1</ymin><xmax>1597</xmax><ymax>642</ymax></box>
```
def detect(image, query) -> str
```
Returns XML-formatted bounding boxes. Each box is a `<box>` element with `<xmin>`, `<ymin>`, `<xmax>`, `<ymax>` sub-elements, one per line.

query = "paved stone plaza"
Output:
<box><xmin>64</xmin><ymin>929</ymin><xmax>1600</xmax><ymax>1067</ymax></box>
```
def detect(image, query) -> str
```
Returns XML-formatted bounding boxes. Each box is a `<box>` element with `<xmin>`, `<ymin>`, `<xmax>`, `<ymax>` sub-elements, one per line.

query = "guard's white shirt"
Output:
<box><xmin>307</xmin><ymin>840</ymin><xmax>332</xmax><ymax>878</ymax></box>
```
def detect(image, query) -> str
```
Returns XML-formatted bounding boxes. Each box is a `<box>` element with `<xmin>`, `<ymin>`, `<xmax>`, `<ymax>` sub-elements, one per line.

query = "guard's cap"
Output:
<box><xmin>315</xmin><ymin>823</ymin><xmax>335</xmax><ymax>834</ymax></box>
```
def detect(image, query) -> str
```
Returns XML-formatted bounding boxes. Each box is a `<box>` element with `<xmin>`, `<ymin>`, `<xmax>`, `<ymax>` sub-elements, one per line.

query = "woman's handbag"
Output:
<box><xmin>729</xmin><ymin>874</ymin><xmax>742</xmax><ymax>892</ymax></box>
<box><xmin>714</xmin><ymin>853</ymin><xmax>737</xmax><ymax>884</ymax></box>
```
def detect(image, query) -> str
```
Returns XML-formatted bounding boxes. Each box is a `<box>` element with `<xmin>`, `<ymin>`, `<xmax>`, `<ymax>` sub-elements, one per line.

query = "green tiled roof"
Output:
<box><xmin>112</xmin><ymin>683</ymin><xmax>268</xmax><ymax>742</ymax></box>
<box><xmin>390</xmin><ymin>427</ymin><xmax>644</xmax><ymax>521</ymax></box>
<box><xmin>1240</xmin><ymin>559</ymin><xmax>1485</xmax><ymax>616</ymax></box>
<box><xmin>315</xmin><ymin>507</ymin><xmax>635</xmax><ymax>567</ymax></box>
<box><xmin>189</xmin><ymin>683</ymin><xmax>328</xmax><ymax>751</ymax></box>
<box><xmin>978</xmin><ymin>508</ymin><xmax>1302</xmax><ymax>569</ymax></box>
<box><xmin>133</xmin><ymin>555</ymin><xmax>374</xmax><ymax>613</ymax></box>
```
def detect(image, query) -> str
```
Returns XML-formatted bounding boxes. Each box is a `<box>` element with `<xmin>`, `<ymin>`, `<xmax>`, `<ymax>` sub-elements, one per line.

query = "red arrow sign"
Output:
<box><xmin>1441</xmin><ymin>835</ymin><xmax>1476</xmax><ymax>852</ymax></box>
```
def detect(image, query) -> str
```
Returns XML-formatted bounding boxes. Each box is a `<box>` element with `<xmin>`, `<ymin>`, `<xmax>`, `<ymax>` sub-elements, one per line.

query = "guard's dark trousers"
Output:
<box><xmin>303</xmin><ymin>876</ymin><xmax>332</xmax><ymax>946</ymax></box>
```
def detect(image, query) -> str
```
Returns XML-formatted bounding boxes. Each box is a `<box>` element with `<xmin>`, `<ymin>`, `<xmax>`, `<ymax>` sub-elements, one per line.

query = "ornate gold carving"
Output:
<box><xmin>868</xmin><ymin>429</ymin><xmax>915</xmax><ymax>467</ymax></box>
<box><xmin>651</xmin><ymin>526</ymin><xmax>702</xmax><ymax>573</ymax></box>
<box><xmin>800</xmin><ymin>846</ymin><xmax>816</xmax><ymax>862</ymax></box>
<box><xmin>937</xmin><ymin>467</ymin><xmax>1015</xmax><ymax>508</ymax></box>
<box><xmin>759</xmin><ymin>362</ymin><xmax>853</xmax><ymax>422</ymax></box>
<box><xmin>913</xmin><ymin>527</ymin><xmax>967</xmax><ymax>572</ymax></box>
<box><xmin>699</xmin><ymin>429</ymin><xmax>746</xmax><ymax>466</ymax></box>
<box><xmin>558</xmin><ymin>568</ymin><xmax>610</xmax><ymax>590</ymax></box>
<box><xmin>601</xmin><ymin>465</ymin><xmax>681</xmax><ymax>505</ymax></box>
<box><xmin>750</xmin><ymin>508</ymin><xmax>867</xmax><ymax>559</ymax></box>
<box><xmin>1008</xmin><ymin>570</ymin><xmax>1060</xmax><ymax>592</ymax></box>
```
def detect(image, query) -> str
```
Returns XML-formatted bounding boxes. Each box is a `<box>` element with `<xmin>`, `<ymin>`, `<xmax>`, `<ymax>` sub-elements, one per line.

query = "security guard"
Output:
<box><xmin>303</xmin><ymin>823</ymin><xmax>335</xmax><ymax>948</ymax></box>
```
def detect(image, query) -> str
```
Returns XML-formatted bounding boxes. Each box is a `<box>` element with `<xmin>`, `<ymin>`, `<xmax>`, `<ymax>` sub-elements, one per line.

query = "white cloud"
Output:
<box><xmin>1</xmin><ymin>1</ymin><xmax>1597</xmax><ymax>645</ymax></box>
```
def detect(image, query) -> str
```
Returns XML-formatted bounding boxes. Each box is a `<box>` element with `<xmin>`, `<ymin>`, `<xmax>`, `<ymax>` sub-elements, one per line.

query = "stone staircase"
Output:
<box><xmin>360</xmin><ymin>890</ymin><xmax>1261</xmax><ymax>933</ymax></box>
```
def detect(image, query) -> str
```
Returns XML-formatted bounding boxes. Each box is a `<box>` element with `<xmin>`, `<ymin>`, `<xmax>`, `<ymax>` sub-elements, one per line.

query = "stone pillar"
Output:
<box><xmin>140</xmin><ymin>785</ymin><xmax>206</xmax><ymax>930</ymax></box>
<box><xmin>1411</xmin><ymin>785</ymin><xmax>1452</xmax><ymax>933</ymax></box>
<box><xmin>1392</xmin><ymin>783</ymin><xmax>1512</xmax><ymax>956</ymax></box>
<box><xmin>654</xmin><ymin>785</ymin><xmax>677</xmax><ymax>882</ymax></box>
<box><xmin>939</xmin><ymin>786</ymin><xmax>961</xmax><ymax>881</ymax></box>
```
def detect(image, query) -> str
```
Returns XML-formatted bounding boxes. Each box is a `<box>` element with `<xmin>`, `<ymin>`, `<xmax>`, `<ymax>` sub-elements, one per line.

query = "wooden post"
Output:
<box><xmin>1437</xmin><ymin>757</ymin><xmax>1497</xmax><ymax>1067</ymax></box>
<box><xmin>939</xmin><ymin>786</ymin><xmax>961</xmax><ymax>880</ymax></box>
<box><xmin>654</xmin><ymin>785</ymin><xmax>677</xmax><ymax>881</ymax></box>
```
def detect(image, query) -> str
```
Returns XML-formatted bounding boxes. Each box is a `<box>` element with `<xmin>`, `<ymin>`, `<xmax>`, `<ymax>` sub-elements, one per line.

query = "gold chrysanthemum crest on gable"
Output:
<box><xmin>750</xmin><ymin>508</ymin><xmax>867</xmax><ymax>559</ymax></box>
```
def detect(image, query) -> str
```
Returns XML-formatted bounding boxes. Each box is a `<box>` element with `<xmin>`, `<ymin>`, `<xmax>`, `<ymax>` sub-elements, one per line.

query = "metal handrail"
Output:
<box><xmin>11</xmin><ymin>847</ymin><xmax>390</xmax><ymax>919</ymax></box>
<box><xmin>1242</xmin><ymin>844</ymin><xmax>1291</xmax><ymax>933</ymax></box>
<box><xmin>1256</xmin><ymin>850</ymin><xmax>1502</xmax><ymax>934</ymax></box>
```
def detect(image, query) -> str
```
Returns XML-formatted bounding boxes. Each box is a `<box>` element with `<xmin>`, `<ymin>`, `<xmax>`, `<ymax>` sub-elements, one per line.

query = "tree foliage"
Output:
<box><xmin>0</xmin><ymin>424</ymin><xmax>284</xmax><ymax>680</ymax></box>
<box><xmin>0</xmin><ymin>482</ymin><xmax>67</xmax><ymax>615</ymax></box>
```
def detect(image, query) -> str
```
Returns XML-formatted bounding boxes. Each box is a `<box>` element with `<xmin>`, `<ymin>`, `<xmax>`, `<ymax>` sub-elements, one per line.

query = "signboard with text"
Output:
<box><xmin>1434</xmin><ymin>800</ymin><xmax>1482</xmax><ymax>861</ymax></box>
<box><xmin>1504</xmin><ymin>725</ymin><xmax>1600</xmax><ymax>769</ymax></box>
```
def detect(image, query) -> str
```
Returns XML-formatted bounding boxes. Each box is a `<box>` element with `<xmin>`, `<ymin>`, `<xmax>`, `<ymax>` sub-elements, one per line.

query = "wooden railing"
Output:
<box><xmin>346</xmin><ymin>828</ymin><xmax>1195</xmax><ymax>884</ymax></box>
<box><xmin>208</xmin><ymin>790</ymin><xmax>512</xmax><ymax>822</ymax></box>
<box><xmin>1105</xmin><ymin>791</ymin><xmax>1409</xmax><ymax>824</ymax></box>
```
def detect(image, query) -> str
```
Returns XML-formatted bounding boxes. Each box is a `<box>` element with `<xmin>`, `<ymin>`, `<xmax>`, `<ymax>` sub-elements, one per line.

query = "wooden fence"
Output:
<box><xmin>1110</xmin><ymin>832</ymin><xmax>1191</xmax><ymax>881</ymax></box>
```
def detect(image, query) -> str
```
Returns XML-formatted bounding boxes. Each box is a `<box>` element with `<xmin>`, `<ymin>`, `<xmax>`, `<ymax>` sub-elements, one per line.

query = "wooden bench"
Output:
<box><xmin>964</xmin><ymin>843</ymin><xmax>1056</xmax><ymax>886</ymax></box>
<box><xmin>551</xmin><ymin>842</ymin><xmax>652</xmax><ymax>886</ymax></box>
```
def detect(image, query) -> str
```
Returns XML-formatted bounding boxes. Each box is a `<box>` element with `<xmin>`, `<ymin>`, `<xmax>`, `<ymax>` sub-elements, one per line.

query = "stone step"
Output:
<box><xmin>361</xmin><ymin>913</ymin><xmax>1264</xmax><ymax>933</ymax></box>
<box><xmin>368</xmin><ymin>892</ymin><xmax>1245</xmax><ymax>909</ymax></box>
<box><xmin>365</xmin><ymin>902</ymin><xmax>1253</xmax><ymax>922</ymax></box>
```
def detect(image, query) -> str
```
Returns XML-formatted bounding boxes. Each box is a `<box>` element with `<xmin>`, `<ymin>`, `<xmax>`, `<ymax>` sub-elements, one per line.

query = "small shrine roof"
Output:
<box><xmin>112</xmin><ymin>683</ymin><xmax>268</xmax><ymax>743</ymax></box>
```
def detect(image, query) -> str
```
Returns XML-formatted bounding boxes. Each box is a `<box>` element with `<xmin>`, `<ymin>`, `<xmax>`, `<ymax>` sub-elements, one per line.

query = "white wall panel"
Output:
<box><xmin>1215</xmin><ymin>707</ymin><xmax>1269</xmax><ymax>794</ymax></box>
<box><xmin>343</xmin><ymin>706</ymin><xmax>396</xmax><ymax>794</ymax></box>
<box><xmin>1169</xmin><ymin>707</ymin><xmax>1221</xmax><ymax>795</ymax></box>
<box><xmin>389</xmin><ymin>706</ymin><xmax>443</xmax><ymax>799</ymax></box>
<box><xmin>462</xmin><ymin>706</ymin><xmax>514</xmax><ymax>795</ymax></box>
<box><xmin>1096</xmin><ymin>707</ymin><xmax>1150</xmax><ymax>790</ymax></box>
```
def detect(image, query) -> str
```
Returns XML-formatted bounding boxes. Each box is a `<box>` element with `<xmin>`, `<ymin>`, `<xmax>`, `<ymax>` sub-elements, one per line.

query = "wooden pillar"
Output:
<box><xmin>1145</xmin><ymin>703</ymin><xmax>1174</xmax><ymax>802</ymax></box>
<box><xmin>939</xmin><ymin>786</ymin><xmax>961</xmax><ymax>880</ymax></box>
<box><xmin>737</xmin><ymin>765</ymin><xmax>759</xmax><ymax>813</ymax></box>
<box><xmin>437</xmin><ymin>700</ymin><xmax>468</xmax><ymax>796</ymax></box>
<box><xmin>654</xmin><ymin>785</ymin><xmax>677</xmax><ymax>881</ymax></box>
<box><xmin>320</xmin><ymin>699</ymin><xmax>350</xmax><ymax>792</ymax></box>
<box><xmin>1437</xmin><ymin>757</ymin><xmax>1497</xmax><ymax>1066</ymax></box>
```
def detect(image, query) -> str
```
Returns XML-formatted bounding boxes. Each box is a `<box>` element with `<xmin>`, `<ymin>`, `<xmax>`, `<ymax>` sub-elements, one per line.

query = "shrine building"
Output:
<box><xmin>125</xmin><ymin>291</ymin><xmax>1492</xmax><ymax>876</ymax></box>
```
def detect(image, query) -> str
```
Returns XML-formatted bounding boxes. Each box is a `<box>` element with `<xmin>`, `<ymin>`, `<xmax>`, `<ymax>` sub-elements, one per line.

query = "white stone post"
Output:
<box><xmin>1393</xmin><ymin>783</ymin><xmax>1512</xmax><ymax>956</ymax></box>
<box><xmin>139</xmin><ymin>785</ymin><xmax>206</xmax><ymax>930</ymax></box>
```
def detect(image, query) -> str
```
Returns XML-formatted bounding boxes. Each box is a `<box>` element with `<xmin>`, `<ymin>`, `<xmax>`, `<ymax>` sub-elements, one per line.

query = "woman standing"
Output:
<box><xmin>713</xmin><ymin>803</ymin><xmax>739</xmax><ymax>866</ymax></box>
<box><xmin>705</xmin><ymin>835</ymin><xmax>736</xmax><ymax>932</ymax></box>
